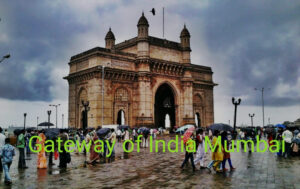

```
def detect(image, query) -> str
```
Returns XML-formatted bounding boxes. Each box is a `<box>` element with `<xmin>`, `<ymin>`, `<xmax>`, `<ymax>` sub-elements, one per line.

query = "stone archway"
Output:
<box><xmin>114</xmin><ymin>87</ymin><xmax>130</xmax><ymax>125</ymax></box>
<box><xmin>117</xmin><ymin>109</ymin><xmax>125</xmax><ymax>125</ymax></box>
<box><xmin>195</xmin><ymin>112</ymin><xmax>201</xmax><ymax>127</ymax></box>
<box><xmin>77</xmin><ymin>88</ymin><xmax>87</xmax><ymax>129</ymax></box>
<box><xmin>155</xmin><ymin>83</ymin><xmax>176</xmax><ymax>129</ymax></box>
<box><xmin>193</xmin><ymin>94</ymin><xmax>205</xmax><ymax>127</ymax></box>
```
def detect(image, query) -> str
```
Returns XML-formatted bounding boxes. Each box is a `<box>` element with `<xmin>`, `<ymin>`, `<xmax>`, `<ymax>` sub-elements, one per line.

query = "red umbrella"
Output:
<box><xmin>182</xmin><ymin>126</ymin><xmax>195</xmax><ymax>144</ymax></box>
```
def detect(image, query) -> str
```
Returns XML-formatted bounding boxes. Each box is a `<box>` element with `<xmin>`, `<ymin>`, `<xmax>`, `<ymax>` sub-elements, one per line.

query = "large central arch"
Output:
<box><xmin>155</xmin><ymin>83</ymin><xmax>176</xmax><ymax>129</ymax></box>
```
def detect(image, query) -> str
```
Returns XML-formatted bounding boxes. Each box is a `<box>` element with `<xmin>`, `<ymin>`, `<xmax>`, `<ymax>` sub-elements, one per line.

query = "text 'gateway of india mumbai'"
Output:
<box><xmin>64</xmin><ymin>13</ymin><xmax>217</xmax><ymax>130</ymax></box>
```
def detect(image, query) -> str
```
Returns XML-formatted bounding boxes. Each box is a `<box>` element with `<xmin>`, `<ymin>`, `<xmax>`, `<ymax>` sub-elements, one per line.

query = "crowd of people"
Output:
<box><xmin>0</xmin><ymin>125</ymin><xmax>299</xmax><ymax>185</ymax></box>
<box><xmin>180</xmin><ymin>126</ymin><xmax>300</xmax><ymax>173</ymax></box>
<box><xmin>181</xmin><ymin>128</ymin><xmax>235</xmax><ymax>173</ymax></box>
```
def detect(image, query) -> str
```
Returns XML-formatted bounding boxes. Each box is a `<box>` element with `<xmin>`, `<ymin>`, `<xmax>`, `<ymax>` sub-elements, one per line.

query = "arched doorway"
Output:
<box><xmin>195</xmin><ymin>112</ymin><xmax>201</xmax><ymax>127</ymax></box>
<box><xmin>117</xmin><ymin>110</ymin><xmax>125</xmax><ymax>125</ymax></box>
<box><xmin>155</xmin><ymin>83</ymin><xmax>176</xmax><ymax>129</ymax></box>
<box><xmin>193</xmin><ymin>94</ymin><xmax>204</xmax><ymax>128</ymax></box>
<box><xmin>77</xmin><ymin>88</ymin><xmax>87</xmax><ymax>129</ymax></box>
<box><xmin>81</xmin><ymin>110</ymin><xmax>87</xmax><ymax>129</ymax></box>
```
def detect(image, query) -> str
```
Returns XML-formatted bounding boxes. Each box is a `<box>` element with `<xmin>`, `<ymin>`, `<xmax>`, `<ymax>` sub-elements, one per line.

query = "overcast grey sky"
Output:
<box><xmin>0</xmin><ymin>0</ymin><xmax>299</xmax><ymax>127</ymax></box>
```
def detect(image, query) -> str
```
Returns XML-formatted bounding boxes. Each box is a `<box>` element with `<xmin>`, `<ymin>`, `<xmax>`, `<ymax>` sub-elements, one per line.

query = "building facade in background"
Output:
<box><xmin>64</xmin><ymin>13</ymin><xmax>217</xmax><ymax>129</ymax></box>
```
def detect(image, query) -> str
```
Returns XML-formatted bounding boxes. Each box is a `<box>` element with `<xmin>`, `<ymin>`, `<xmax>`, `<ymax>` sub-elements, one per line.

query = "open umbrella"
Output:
<box><xmin>182</xmin><ymin>126</ymin><xmax>195</xmax><ymax>144</ymax></box>
<box><xmin>209</xmin><ymin>123</ymin><xmax>233</xmax><ymax>132</ymax></box>
<box><xmin>275</xmin><ymin>124</ymin><xmax>286</xmax><ymax>129</ymax></box>
<box><xmin>13</xmin><ymin>129</ymin><xmax>22</xmax><ymax>136</ymax></box>
<box><xmin>139</xmin><ymin>127</ymin><xmax>150</xmax><ymax>135</ymax></box>
<box><xmin>38</xmin><ymin>122</ymin><xmax>54</xmax><ymax>129</ymax></box>
<box><xmin>97</xmin><ymin>128</ymin><xmax>110</xmax><ymax>138</ymax></box>
<box><xmin>45</xmin><ymin>128</ymin><xmax>60</xmax><ymax>140</ymax></box>
<box><xmin>118</xmin><ymin>125</ymin><xmax>130</xmax><ymax>130</ymax></box>
<box><xmin>26</xmin><ymin>127</ymin><xmax>36</xmax><ymax>132</ymax></box>
<box><xmin>176</xmin><ymin>124</ymin><xmax>194</xmax><ymax>133</ymax></box>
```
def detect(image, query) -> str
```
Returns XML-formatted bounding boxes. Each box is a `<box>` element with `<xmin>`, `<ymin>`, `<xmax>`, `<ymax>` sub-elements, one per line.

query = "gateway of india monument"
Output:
<box><xmin>64</xmin><ymin>12</ymin><xmax>217</xmax><ymax>130</ymax></box>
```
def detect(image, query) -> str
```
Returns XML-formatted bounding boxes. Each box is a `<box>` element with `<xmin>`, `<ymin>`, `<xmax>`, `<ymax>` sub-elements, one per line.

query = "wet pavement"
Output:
<box><xmin>1</xmin><ymin>135</ymin><xmax>300</xmax><ymax>189</ymax></box>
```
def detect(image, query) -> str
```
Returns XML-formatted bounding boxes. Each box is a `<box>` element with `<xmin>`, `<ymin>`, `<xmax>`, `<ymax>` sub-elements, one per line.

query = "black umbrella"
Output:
<box><xmin>97</xmin><ymin>128</ymin><xmax>110</xmax><ymax>138</ymax></box>
<box><xmin>209</xmin><ymin>123</ymin><xmax>233</xmax><ymax>132</ymax></box>
<box><xmin>45</xmin><ymin>128</ymin><xmax>60</xmax><ymax>140</ymax></box>
<box><xmin>118</xmin><ymin>125</ymin><xmax>130</xmax><ymax>130</ymax></box>
<box><xmin>139</xmin><ymin>127</ymin><xmax>150</xmax><ymax>135</ymax></box>
<box><xmin>26</xmin><ymin>127</ymin><xmax>36</xmax><ymax>132</ymax></box>
<box><xmin>38</xmin><ymin>122</ymin><xmax>54</xmax><ymax>128</ymax></box>
<box><xmin>14</xmin><ymin>129</ymin><xmax>22</xmax><ymax>136</ymax></box>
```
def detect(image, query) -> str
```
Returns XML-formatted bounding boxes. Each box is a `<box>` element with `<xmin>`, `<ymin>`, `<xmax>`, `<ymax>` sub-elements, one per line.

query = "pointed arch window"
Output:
<box><xmin>115</xmin><ymin>88</ymin><xmax>128</xmax><ymax>102</ymax></box>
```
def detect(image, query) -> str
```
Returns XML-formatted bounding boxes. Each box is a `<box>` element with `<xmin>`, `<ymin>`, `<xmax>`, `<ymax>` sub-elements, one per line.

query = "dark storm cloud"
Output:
<box><xmin>202</xmin><ymin>0</ymin><xmax>300</xmax><ymax>106</ymax></box>
<box><xmin>0</xmin><ymin>1</ymin><xmax>87</xmax><ymax>101</ymax></box>
<box><xmin>172</xmin><ymin>0</ymin><xmax>300</xmax><ymax>107</ymax></box>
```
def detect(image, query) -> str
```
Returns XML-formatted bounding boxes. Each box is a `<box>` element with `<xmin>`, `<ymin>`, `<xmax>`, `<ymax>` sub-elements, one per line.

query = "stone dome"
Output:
<box><xmin>105</xmin><ymin>28</ymin><xmax>115</xmax><ymax>40</ymax></box>
<box><xmin>180</xmin><ymin>24</ymin><xmax>190</xmax><ymax>38</ymax></box>
<box><xmin>137</xmin><ymin>12</ymin><xmax>149</xmax><ymax>27</ymax></box>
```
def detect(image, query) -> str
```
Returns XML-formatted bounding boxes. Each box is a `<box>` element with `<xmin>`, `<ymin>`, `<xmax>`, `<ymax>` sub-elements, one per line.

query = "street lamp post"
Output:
<box><xmin>37</xmin><ymin>116</ymin><xmax>39</xmax><ymax>129</ymax></box>
<box><xmin>49</xmin><ymin>104</ymin><xmax>60</xmax><ymax>128</ymax></box>
<box><xmin>232</xmin><ymin>97</ymin><xmax>241</xmax><ymax>136</ymax></box>
<box><xmin>47</xmin><ymin>110</ymin><xmax>51</xmax><ymax>129</ymax></box>
<box><xmin>249</xmin><ymin>113</ymin><xmax>255</xmax><ymax>127</ymax></box>
<box><xmin>82</xmin><ymin>100</ymin><xmax>90</xmax><ymax>129</ymax></box>
<box><xmin>255</xmin><ymin>88</ymin><xmax>270</xmax><ymax>128</ymax></box>
<box><xmin>62</xmin><ymin>114</ymin><xmax>64</xmax><ymax>128</ymax></box>
<box><xmin>0</xmin><ymin>54</ymin><xmax>10</xmax><ymax>63</ymax></box>
<box><xmin>23</xmin><ymin>113</ymin><xmax>27</xmax><ymax>131</ymax></box>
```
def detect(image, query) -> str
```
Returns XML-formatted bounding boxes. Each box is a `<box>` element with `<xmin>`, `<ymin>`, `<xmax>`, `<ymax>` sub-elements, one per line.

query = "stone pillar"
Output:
<box><xmin>181</xmin><ymin>80</ymin><xmax>194</xmax><ymax>125</ymax></box>
<box><xmin>68</xmin><ymin>83</ymin><xmax>76</xmax><ymax>127</ymax></box>
<box><xmin>204</xmin><ymin>88</ymin><xmax>214</xmax><ymax>126</ymax></box>
<box><xmin>136</xmin><ymin>73</ymin><xmax>153</xmax><ymax>126</ymax></box>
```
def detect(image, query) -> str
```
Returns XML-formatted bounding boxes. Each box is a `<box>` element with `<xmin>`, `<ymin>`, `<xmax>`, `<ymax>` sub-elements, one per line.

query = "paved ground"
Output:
<box><xmin>1</xmin><ymin>135</ymin><xmax>300</xmax><ymax>189</ymax></box>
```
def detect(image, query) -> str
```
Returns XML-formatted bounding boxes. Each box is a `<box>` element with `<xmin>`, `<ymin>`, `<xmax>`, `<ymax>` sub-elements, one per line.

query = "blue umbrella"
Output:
<box><xmin>139</xmin><ymin>127</ymin><xmax>150</xmax><ymax>135</ymax></box>
<box><xmin>176</xmin><ymin>124</ymin><xmax>194</xmax><ymax>133</ymax></box>
<box><xmin>45</xmin><ymin>128</ymin><xmax>60</xmax><ymax>140</ymax></box>
<box><xmin>275</xmin><ymin>124</ymin><xmax>286</xmax><ymax>129</ymax></box>
<box><xmin>97</xmin><ymin>128</ymin><xmax>110</xmax><ymax>138</ymax></box>
<box><xmin>118</xmin><ymin>125</ymin><xmax>130</xmax><ymax>130</ymax></box>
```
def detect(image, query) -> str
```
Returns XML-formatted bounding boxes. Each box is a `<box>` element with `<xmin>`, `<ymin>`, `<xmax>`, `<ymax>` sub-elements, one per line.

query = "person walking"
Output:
<box><xmin>181</xmin><ymin>137</ymin><xmax>196</xmax><ymax>172</ymax></box>
<box><xmin>58</xmin><ymin>129</ymin><xmax>70</xmax><ymax>169</ymax></box>
<box><xmin>194</xmin><ymin>128</ymin><xmax>205</xmax><ymax>169</ymax></box>
<box><xmin>282</xmin><ymin>128</ymin><xmax>293</xmax><ymax>158</ymax></box>
<box><xmin>0</xmin><ymin>138</ymin><xmax>15</xmax><ymax>185</ymax></box>
<box><xmin>88</xmin><ymin>132</ymin><xmax>100</xmax><ymax>164</ymax></box>
<box><xmin>123</xmin><ymin>128</ymin><xmax>130</xmax><ymax>150</ymax></box>
<box><xmin>0</xmin><ymin>127</ymin><xmax>6</xmax><ymax>173</ymax></box>
<box><xmin>37</xmin><ymin>130</ymin><xmax>47</xmax><ymax>169</ymax></box>
<box><xmin>16</xmin><ymin>130</ymin><xmax>27</xmax><ymax>169</ymax></box>
<box><xmin>207</xmin><ymin>130</ymin><xmax>223</xmax><ymax>173</ymax></box>
<box><xmin>108</xmin><ymin>129</ymin><xmax>116</xmax><ymax>157</ymax></box>
<box><xmin>221</xmin><ymin>131</ymin><xmax>235</xmax><ymax>171</ymax></box>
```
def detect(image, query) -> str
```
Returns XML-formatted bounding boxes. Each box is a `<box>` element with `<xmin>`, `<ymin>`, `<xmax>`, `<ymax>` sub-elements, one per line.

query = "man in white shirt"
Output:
<box><xmin>0</xmin><ymin>127</ymin><xmax>7</xmax><ymax>172</ymax></box>
<box><xmin>123</xmin><ymin>129</ymin><xmax>130</xmax><ymax>151</ymax></box>
<box><xmin>282</xmin><ymin>128</ymin><xmax>293</xmax><ymax>158</ymax></box>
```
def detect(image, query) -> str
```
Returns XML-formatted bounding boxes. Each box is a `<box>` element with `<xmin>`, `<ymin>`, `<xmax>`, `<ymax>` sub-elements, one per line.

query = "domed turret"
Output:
<box><xmin>137</xmin><ymin>12</ymin><xmax>149</xmax><ymax>27</ymax></box>
<box><xmin>105</xmin><ymin>28</ymin><xmax>115</xmax><ymax>49</ymax></box>
<box><xmin>180</xmin><ymin>24</ymin><xmax>191</xmax><ymax>63</ymax></box>
<box><xmin>137</xmin><ymin>12</ymin><xmax>149</xmax><ymax>38</ymax></box>
<box><xmin>180</xmin><ymin>24</ymin><xmax>191</xmax><ymax>49</ymax></box>
<box><xmin>180</xmin><ymin>24</ymin><xmax>190</xmax><ymax>38</ymax></box>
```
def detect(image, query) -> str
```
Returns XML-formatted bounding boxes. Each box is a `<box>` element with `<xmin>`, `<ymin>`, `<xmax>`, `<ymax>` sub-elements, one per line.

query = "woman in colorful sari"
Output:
<box><xmin>37</xmin><ymin>130</ymin><xmax>47</xmax><ymax>169</ymax></box>
<box><xmin>207</xmin><ymin>130</ymin><xmax>223</xmax><ymax>172</ymax></box>
<box><xmin>89</xmin><ymin>132</ymin><xmax>100</xmax><ymax>164</ymax></box>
